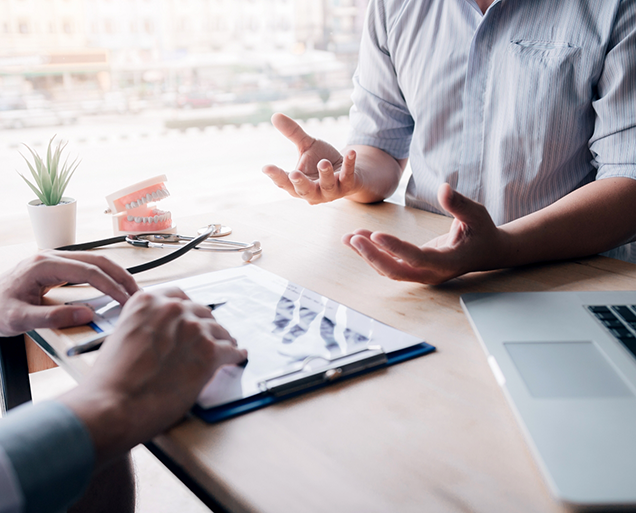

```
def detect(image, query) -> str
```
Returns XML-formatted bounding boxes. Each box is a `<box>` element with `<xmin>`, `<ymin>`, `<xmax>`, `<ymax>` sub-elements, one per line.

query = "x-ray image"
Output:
<box><xmin>75</xmin><ymin>266</ymin><xmax>423</xmax><ymax>410</ymax></box>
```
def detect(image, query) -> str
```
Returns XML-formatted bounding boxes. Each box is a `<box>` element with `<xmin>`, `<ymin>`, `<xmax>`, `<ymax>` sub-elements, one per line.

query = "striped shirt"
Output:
<box><xmin>348</xmin><ymin>0</ymin><xmax>636</xmax><ymax>262</ymax></box>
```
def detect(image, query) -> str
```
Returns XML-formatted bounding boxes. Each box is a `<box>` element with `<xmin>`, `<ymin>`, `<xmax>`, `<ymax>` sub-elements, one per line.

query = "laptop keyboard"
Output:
<box><xmin>588</xmin><ymin>305</ymin><xmax>636</xmax><ymax>359</ymax></box>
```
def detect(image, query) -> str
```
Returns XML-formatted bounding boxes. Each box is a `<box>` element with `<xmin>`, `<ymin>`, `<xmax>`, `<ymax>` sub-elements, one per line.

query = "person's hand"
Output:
<box><xmin>59</xmin><ymin>288</ymin><xmax>247</xmax><ymax>466</ymax></box>
<box><xmin>0</xmin><ymin>251</ymin><xmax>139</xmax><ymax>337</ymax></box>
<box><xmin>342</xmin><ymin>184</ymin><xmax>508</xmax><ymax>285</ymax></box>
<box><xmin>262</xmin><ymin>113</ymin><xmax>361</xmax><ymax>204</ymax></box>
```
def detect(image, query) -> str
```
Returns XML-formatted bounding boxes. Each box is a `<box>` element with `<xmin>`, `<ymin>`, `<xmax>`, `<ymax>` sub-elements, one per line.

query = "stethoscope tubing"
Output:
<box><xmin>57</xmin><ymin>224</ymin><xmax>215</xmax><ymax>275</ymax></box>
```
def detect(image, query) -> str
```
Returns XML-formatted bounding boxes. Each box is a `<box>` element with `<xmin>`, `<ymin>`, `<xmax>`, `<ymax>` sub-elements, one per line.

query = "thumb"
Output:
<box><xmin>20</xmin><ymin>304</ymin><xmax>94</xmax><ymax>332</ymax></box>
<box><xmin>271</xmin><ymin>113</ymin><xmax>314</xmax><ymax>151</ymax></box>
<box><xmin>438</xmin><ymin>183</ymin><xmax>489</xmax><ymax>225</ymax></box>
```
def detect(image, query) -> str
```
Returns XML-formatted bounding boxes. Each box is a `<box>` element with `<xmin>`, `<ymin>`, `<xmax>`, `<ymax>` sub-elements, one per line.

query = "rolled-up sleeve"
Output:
<box><xmin>0</xmin><ymin>401</ymin><xmax>94</xmax><ymax>513</ymax></box>
<box><xmin>348</xmin><ymin>0</ymin><xmax>414</xmax><ymax>159</ymax></box>
<box><xmin>590</xmin><ymin>0</ymin><xmax>636</xmax><ymax>182</ymax></box>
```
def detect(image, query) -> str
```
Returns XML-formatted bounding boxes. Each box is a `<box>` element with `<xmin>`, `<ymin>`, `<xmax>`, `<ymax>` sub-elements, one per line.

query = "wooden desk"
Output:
<box><xmin>5</xmin><ymin>199</ymin><xmax>636</xmax><ymax>513</ymax></box>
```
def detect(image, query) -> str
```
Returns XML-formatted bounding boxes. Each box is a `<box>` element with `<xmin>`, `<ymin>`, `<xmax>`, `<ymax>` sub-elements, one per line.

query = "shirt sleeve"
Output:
<box><xmin>0</xmin><ymin>446</ymin><xmax>22</xmax><ymax>513</ymax></box>
<box><xmin>347</xmin><ymin>0</ymin><xmax>414</xmax><ymax>159</ymax></box>
<box><xmin>590</xmin><ymin>0</ymin><xmax>636</xmax><ymax>181</ymax></box>
<box><xmin>0</xmin><ymin>401</ymin><xmax>95</xmax><ymax>513</ymax></box>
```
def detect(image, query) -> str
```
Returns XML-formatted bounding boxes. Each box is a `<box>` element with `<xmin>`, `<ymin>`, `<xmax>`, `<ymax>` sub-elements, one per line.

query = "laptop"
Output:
<box><xmin>460</xmin><ymin>291</ymin><xmax>636</xmax><ymax>507</ymax></box>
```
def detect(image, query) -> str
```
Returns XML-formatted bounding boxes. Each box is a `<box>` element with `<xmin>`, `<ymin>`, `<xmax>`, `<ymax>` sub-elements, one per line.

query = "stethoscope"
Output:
<box><xmin>57</xmin><ymin>224</ymin><xmax>262</xmax><ymax>275</ymax></box>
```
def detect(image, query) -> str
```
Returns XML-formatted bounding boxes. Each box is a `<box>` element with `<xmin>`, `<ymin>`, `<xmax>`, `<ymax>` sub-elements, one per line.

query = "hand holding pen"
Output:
<box><xmin>67</xmin><ymin>300</ymin><xmax>228</xmax><ymax>356</ymax></box>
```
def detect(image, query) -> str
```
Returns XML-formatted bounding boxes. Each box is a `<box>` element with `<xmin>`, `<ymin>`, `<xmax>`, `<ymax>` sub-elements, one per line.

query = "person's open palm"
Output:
<box><xmin>342</xmin><ymin>184</ymin><xmax>507</xmax><ymax>285</ymax></box>
<box><xmin>263</xmin><ymin>113</ymin><xmax>360</xmax><ymax>204</ymax></box>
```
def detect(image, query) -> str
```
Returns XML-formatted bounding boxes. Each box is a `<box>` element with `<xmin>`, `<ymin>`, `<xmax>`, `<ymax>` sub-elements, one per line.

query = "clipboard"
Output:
<box><xmin>36</xmin><ymin>265</ymin><xmax>435</xmax><ymax>424</ymax></box>
<box><xmin>193</xmin><ymin>341</ymin><xmax>434</xmax><ymax>423</ymax></box>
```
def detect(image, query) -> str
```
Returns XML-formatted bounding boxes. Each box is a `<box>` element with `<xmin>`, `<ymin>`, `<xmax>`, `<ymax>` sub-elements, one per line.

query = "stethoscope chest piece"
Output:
<box><xmin>197</xmin><ymin>224</ymin><xmax>232</xmax><ymax>237</ymax></box>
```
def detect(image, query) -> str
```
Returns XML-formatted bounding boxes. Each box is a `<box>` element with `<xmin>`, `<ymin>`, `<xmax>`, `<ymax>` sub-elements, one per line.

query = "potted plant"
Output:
<box><xmin>19</xmin><ymin>136</ymin><xmax>80</xmax><ymax>249</ymax></box>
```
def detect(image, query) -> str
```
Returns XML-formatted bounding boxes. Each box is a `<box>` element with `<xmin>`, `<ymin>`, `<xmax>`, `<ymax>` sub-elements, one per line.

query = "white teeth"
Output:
<box><xmin>125</xmin><ymin>203</ymin><xmax>131</xmax><ymax>209</ymax></box>
<box><xmin>146</xmin><ymin>194</ymin><xmax>152</xmax><ymax>201</ymax></box>
<box><xmin>144</xmin><ymin>217</ymin><xmax>149</xmax><ymax>223</ymax></box>
<box><xmin>152</xmin><ymin>192</ymin><xmax>158</xmax><ymax>200</ymax></box>
<box><xmin>153</xmin><ymin>215</ymin><xmax>159</xmax><ymax>223</ymax></box>
<box><xmin>127</xmin><ymin>216</ymin><xmax>133</xmax><ymax>221</ymax></box>
<box><xmin>134</xmin><ymin>217</ymin><xmax>141</xmax><ymax>223</ymax></box>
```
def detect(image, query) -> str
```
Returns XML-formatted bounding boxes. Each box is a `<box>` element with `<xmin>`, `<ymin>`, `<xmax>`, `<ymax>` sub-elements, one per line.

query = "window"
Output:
<box><xmin>0</xmin><ymin>0</ymin><xmax>367</xmax><ymax>247</ymax></box>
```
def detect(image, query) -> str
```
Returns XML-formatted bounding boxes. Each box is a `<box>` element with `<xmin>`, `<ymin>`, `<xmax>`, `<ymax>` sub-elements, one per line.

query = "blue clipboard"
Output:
<box><xmin>193</xmin><ymin>341</ymin><xmax>435</xmax><ymax>424</ymax></box>
<box><xmin>29</xmin><ymin>265</ymin><xmax>436</xmax><ymax>425</ymax></box>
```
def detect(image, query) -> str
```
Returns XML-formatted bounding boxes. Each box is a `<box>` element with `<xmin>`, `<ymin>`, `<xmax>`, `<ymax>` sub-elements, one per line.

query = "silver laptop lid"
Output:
<box><xmin>461</xmin><ymin>291</ymin><xmax>636</xmax><ymax>507</ymax></box>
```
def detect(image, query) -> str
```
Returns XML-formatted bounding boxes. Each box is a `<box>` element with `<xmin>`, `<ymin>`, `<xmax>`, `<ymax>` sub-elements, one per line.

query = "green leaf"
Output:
<box><xmin>18</xmin><ymin>138</ymin><xmax>79</xmax><ymax>205</ymax></box>
<box><xmin>18</xmin><ymin>173</ymin><xmax>47</xmax><ymax>204</ymax></box>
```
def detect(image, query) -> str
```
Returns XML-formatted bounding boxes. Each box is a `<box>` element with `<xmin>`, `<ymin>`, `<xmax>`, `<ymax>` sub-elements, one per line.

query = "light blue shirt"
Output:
<box><xmin>348</xmin><ymin>0</ymin><xmax>636</xmax><ymax>261</ymax></box>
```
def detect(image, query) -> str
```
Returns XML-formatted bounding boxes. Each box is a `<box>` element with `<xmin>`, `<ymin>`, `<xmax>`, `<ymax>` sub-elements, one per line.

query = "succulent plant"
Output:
<box><xmin>19</xmin><ymin>136</ymin><xmax>80</xmax><ymax>206</ymax></box>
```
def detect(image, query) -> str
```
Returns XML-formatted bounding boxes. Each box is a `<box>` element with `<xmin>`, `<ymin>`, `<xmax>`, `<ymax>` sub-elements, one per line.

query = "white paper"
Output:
<box><xmin>71</xmin><ymin>266</ymin><xmax>424</xmax><ymax>409</ymax></box>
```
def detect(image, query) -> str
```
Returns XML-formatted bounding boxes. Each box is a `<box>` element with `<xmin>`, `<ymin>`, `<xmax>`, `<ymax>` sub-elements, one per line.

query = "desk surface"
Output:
<box><xmin>6</xmin><ymin>198</ymin><xmax>636</xmax><ymax>513</ymax></box>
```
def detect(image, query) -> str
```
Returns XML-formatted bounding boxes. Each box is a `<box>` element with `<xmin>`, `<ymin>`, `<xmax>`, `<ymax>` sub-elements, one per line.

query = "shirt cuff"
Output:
<box><xmin>0</xmin><ymin>401</ymin><xmax>95</xmax><ymax>513</ymax></box>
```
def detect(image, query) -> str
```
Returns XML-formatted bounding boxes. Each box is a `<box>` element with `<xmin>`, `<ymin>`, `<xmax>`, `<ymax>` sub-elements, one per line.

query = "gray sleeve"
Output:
<box><xmin>0</xmin><ymin>401</ymin><xmax>95</xmax><ymax>513</ymax></box>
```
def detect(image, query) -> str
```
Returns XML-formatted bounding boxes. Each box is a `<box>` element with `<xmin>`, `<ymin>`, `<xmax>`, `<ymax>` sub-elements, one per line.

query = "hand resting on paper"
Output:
<box><xmin>0</xmin><ymin>250</ymin><xmax>139</xmax><ymax>337</ymax></box>
<box><xmin>58</xmin><ymin>286</ymin><xmax>247</xmax><ymax>468</ymax></box>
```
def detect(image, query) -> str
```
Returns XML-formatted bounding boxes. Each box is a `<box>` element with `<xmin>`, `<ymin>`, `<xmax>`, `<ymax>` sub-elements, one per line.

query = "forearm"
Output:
<box><xmin>345</xmin><ymin>145</ymin><xmax>407</xmax><ymax>204</ymax></box>
<box><xmin>498</xmin><ymin>177</ymin><xmax>636</xmax><ymax>268</ymax></box>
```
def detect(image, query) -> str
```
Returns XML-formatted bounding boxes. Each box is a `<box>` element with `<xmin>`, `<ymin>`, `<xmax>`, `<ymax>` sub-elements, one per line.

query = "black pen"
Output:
<box><xmin>67</xmin><ymin>301</ymin><xmax>228</xmax><ymax>357</ymax></box>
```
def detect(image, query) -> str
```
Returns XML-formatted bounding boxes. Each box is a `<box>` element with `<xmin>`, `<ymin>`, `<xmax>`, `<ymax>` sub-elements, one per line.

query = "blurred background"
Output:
<box><xmin>0</xmin><ymin>0</ymin><xmax>367</xmax><ymax>127</ymax></box>
<box><xmin>0</xmin><ymin>0</ymin><xmax>407</xmax><ymax>249</ymax></box>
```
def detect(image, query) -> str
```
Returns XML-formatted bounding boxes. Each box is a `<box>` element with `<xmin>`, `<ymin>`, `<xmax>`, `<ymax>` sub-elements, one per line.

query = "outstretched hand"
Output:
<box><xmin>0</xmin><ymin>251</ymin><xmax>139</xmax><ymax>336</ymax></box>
<box><xmin>263</xmin><ymin>113</ymin><xmax>361</xmax><ymax>204</ymax></box>
<box><xmin>342</xmin><ymin>184</ymin><xmax>508</xmax><ymax>285</ymax></box>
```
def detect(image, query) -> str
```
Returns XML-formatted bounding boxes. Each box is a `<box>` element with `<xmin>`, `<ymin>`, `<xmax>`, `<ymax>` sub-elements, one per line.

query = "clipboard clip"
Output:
<box><xmin>258</xmin><ymin>345</ymin><xmax>388</xmax><ymax>398</ymax></box>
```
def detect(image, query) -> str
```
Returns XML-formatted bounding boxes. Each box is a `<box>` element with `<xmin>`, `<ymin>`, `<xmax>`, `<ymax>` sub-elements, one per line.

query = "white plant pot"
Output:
<box><xmin>27</xmin><ymin>197</ymin><xmax>77</xmax><ymax>249</ymax></box>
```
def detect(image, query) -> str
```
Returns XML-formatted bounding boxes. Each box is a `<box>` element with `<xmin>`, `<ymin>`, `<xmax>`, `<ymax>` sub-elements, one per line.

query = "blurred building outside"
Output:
<box><xmin>0</xmin><ymin>0</ymin><xmax>369</xmax><ymax>129</ymax></box>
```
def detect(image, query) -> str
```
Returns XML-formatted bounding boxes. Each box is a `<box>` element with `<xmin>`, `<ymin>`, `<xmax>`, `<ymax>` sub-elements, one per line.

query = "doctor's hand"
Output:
<box><xmin>59</xmin><ymin>287</ymin><xmax>247</xmax><ymax>468</ymax></box>
<box><xmin>262</xmin><ymin>113</ymin><xmax>361</xmax><ymax>205</ymax></box>
<box><xmin>0</xmin><ymin>251</ymin><xmax>139</xmax><ymax>337</ymax></box>
<box><xmin>342</xmin><ymin>184</ymin><xmax>508</xmax><ymax>285</ymax></box>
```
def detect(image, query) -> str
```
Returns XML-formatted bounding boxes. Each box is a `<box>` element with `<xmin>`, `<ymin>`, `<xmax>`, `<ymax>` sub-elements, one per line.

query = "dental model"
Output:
<box><xmin>105</xmin><ymin>174</ymin><xmax>175</xmax><ymax>235</ymax></box>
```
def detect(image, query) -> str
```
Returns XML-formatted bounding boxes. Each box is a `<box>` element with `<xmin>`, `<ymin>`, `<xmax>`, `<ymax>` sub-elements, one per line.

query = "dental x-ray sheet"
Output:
<box><xmin>74</xmin><ymin>265</ymin><xmax>431</xmax><ymax>412</ymax></box>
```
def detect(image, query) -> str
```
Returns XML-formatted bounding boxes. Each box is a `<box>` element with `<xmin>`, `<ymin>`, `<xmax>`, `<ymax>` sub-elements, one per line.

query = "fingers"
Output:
<box><xmin>288</xmin><ymin>170</ymin><xmax>323</xmax><ymax>203</ymax></box>
<box><xmin>6</xmin><ymin>304</ymin><xmax>95</xmax><ymax>335</ymax></box>
<box><xmin>271</xmin><ymin>113</ymin><xmax>314</xmax><ymax>152</ymax></box>
<box><xmin>339</xmin><ymin>150</ymin><xmax>357</xmax><ymax>192</ymax></box>
<box><xmin>45</xmin><ymin>260</ymin><xmax>132</xmax><ymax>305</ymax></box>
<box><xmin>262</xmin><ymin>165</ymin><xmax>301</xmax><ymax>198</ymax></box>
<box><xmin>209</xmin><ymin>341</ymin><xmax>248</xmax><ymax>371</ymax></box>
<box><xmin>154</xmin><ymin>286</ymin><xmax>191</xmax><ymax>301</ymax></box>
<box><xmin>342</xmin><ymin>230</ymin><xmax>451</xmax><ymax>284</ymax></box>
<box><xmin>45</xmin><ymin>251</ymin><xmax>139</xmax><ymax>303</ymax></box>
<box><xmin>369</xmin><ymin>232</ymin><xmax>442</xmax><ymax>268</ymax></box>
<box><xmin>129</xmin><ymin>288</ymin><xmax>238</xmax><ymax>346</ymax></box>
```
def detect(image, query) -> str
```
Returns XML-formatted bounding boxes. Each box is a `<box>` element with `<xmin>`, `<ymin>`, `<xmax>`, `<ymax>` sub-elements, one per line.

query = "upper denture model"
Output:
<box><xmin>105</xmin><ymin>174</ymin><xmax>175</xmax><ymax>235</ymax></box>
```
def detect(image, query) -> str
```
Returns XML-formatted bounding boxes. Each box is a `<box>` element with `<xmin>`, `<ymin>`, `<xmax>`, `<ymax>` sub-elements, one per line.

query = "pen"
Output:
<box><xmin>67</xmin><ymin>301</ymin><xmax>228</xmax><ymax>357</ymax></box>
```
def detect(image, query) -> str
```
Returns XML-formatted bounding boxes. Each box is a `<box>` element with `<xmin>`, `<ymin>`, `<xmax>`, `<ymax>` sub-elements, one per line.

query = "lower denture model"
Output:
<box><xmin>105</xmin><ymin>174</ymin><xmax>176</xmax><ymax>235</ymax></box>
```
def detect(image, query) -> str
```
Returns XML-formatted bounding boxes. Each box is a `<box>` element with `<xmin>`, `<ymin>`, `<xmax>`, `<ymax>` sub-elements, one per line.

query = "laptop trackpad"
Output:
<box><xmin>504</xmin><ymin>342</ymin><xmax>633</xmax><ymax>398</ymax></box>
